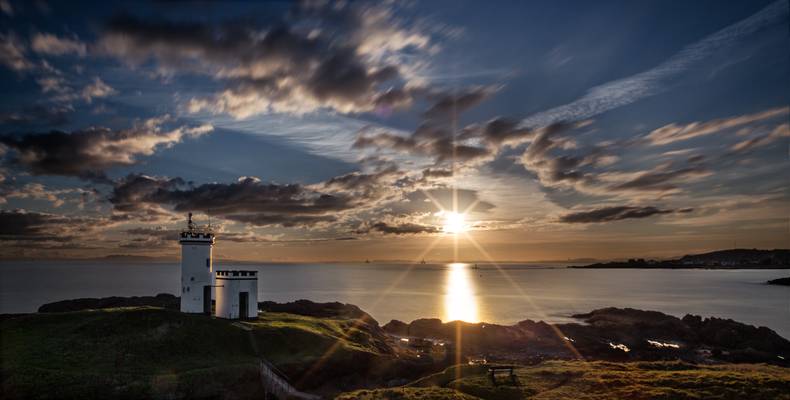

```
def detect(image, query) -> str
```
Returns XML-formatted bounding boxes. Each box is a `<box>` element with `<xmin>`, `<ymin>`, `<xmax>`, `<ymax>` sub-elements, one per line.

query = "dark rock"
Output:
<box><xmin>767</xmin><ymin>277</ymin><xmax>790</xmax><ymax>286</ymax></box>
<box><xmin>390</xmin><ymin>307</ymin><xmax>790</xmax><ymax>366</ymax></box>
<box><xmin>382</xmin><ymin>319</ymin><xmax>409</xmax><ymax>335</ymax></box>
<box><xmin>37</xmin><ymin>293</ymin><xmax>179</xmax><ymax>313</ymax></box>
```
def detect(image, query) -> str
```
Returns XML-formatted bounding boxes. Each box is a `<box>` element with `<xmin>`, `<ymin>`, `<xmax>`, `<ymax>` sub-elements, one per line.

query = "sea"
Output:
<box><xmin>1</xmin><ymin>261</ymin><xmax>788</xmax><ymax>338</ymax></box>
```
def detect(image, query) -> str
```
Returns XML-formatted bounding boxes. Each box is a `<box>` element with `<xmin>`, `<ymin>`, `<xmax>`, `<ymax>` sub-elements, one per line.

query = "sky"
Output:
<box><xmin>0</xmin><ymin>0</ymin><xmax>788</xmax><ymax>262</ymax></box>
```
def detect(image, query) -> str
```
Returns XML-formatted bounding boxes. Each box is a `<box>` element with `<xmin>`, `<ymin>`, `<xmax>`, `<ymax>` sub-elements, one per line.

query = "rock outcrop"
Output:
<box><xmin>384</xmin><ymin>307</ymin><xmax>790</xmax><ymax>366</ymax></box>
<box><xmin>37</xmin><ymin>293</ymin><xmax>179</xmax><ymax>312</ymax></box>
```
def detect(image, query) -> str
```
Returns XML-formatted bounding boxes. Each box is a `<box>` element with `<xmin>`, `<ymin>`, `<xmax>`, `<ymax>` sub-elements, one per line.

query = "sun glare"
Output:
<box><xmin>442</xmin><ymin>211</ymin><xmax>468</xmax><ymax>234</ymax></box>
<box><xmin>444</xmin><ymin>263</ymin><xmax>479</xmax><ymax>322</ymax></box>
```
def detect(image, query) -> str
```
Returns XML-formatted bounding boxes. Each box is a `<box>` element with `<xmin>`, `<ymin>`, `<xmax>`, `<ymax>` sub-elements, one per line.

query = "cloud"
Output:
<box><xmin>0</xmin><ymin>116</ymin><xmax>212</xmax><ymax>181</ymax></box>
<box><xmin>358</xmin><ymin>221</ymin><xmax>439</xmax><ymax>235</ymax></box>
<box><xmin>558</xmin><ymin>205</ymin><xmax>692</xmax><ymax>223</ymax></box>
<box><xmin>353</xmin><ymin>128</ymin><xmax>492</xmax><ymax>165</ymax></box>
<box><xmin>0</xmin><ymin>104</ymin><xmax>71</xmax><ymax>126</ymax></box>
<box><xmin>421</xmin><ymin>168</ymin><xmax>453</xmax><ymax>179</ymax></box>
<box><xmin>81</xmin><ymin>77</ymin><xmax>116</xmax><ymax>103</ymax></box>
<box><xmin>422</xmin><ymin>86</ymin><xmax>498</xmax><ymax>119</ymax></box>
<box><xmin>646</xmin><ymin>107</ymin><xmax>789</xmax><ymax>145</ymax></box>
<box><xmin>518</xmin><ymin>0</ymin><xmax>788</xmax><ymax>128</ymax></box>
<box><xmin>730</xmin><ymin>123</ymin><xmax>789</xmax><ymax>152</ymax></box>
<box><xmin>513</xmin><ymin>121</ymin><xmax>713</xmax><ymax>199</ymax></box>
<box><xmin>386</xmin><ymin>187</ymin><xmax>495</xmax><ymax>216</ymax></box>
<box><xmin>322</xmin><ymin>165</ymin><xmax>402</xmax><ymax>201</ymax></box>
<box><xmin>122</xmin><ymin>227</ymin><xmax>270</xmax><ymax>249</ymax></box>
<box><xmin>607</xmin><ymin>162</ymin><xmax>710</xmax><ymax>193</ymax></box>
<box><xmin>0</xmin><ymin>182</ymin><xmax>95</xmax><ymax>208</ymax></box>
<box><xmin>110</xmin><ymin>175</ymin><xmax>356</xmax><ymax>228</ymax></box>
<box><xmin>0</xmin><ymin>32</ymin><xmax>34</xmax><ymax>72</ymax></box>
<box><xmin>518</xmin><ymin>122</ymin><xmax>606</xmax><ymax>188</ymax></box>
<box><xmin>31</xmin><ymin>33</ymin><xmax>87</xmax><ymax>57</ymax></box>
<box><xmin>0</xmin><ymin>0</ymin><xmax>13</xmax><ymax>16</ymax></box>
<box><xmin>101</xmin><ymin>2</ymin><xmax>431</xmax><ymax>117</ymax></box>
<box><xmin>461</xmin><ymin>117</ymin><xmax>536</xmax><ymax>146</ymax></box>
<box><xmin>353</xmin><ymin>88</ymin><xmax>499</xmax><ymax>165</ymax></box>
<box><xmin>0</xmin><ymin>209</ymin><xmax>110</xmax><ymax>242</ymax></box>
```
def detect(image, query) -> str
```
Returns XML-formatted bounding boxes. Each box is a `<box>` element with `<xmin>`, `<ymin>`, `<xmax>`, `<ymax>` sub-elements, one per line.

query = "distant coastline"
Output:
<box><xmin>569</xmin><ymin>249</ymin><xmax>790</xmax><ymax>269</ymax></box>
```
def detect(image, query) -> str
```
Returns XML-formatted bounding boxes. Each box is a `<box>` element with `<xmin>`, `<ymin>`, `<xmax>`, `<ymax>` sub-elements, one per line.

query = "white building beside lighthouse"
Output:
<box><xmin>215</xmin><ymin>270</ymin><xmax>258</xmax><ymax>319</ymax></box>
<box><xmin>179</xmin><ymin>213</ymin><xmax>215</xmax><ymax>314</ymax></box>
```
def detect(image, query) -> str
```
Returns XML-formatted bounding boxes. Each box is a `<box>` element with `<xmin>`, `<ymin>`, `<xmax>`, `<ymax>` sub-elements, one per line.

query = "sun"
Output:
<box><xmin>442</xmin><ymin>211</ymin><xmax>468</xmax><ymax>234</ymax></box>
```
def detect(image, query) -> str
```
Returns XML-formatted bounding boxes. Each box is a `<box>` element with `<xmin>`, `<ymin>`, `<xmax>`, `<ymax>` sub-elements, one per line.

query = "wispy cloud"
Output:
<box><xmin>519</xmin><ymin>0</ymin><xmax>788</xmax><ymax>128</ymax></box>
<box><xmin>646</xmin><ymin>107</ymin><xmax>789</xmax><ymax>145</ymax></box>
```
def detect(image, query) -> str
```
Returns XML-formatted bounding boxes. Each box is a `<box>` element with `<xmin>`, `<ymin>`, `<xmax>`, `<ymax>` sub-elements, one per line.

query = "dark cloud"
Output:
<box><xmin>352</xmin><ymin>131</ymin><xmax>417</xmax><ymax>152</ymax></box>
<box><xmin>358</xmin><ymin>221</ymin><xmax>439</xmax><ymax>235</ymax></box>
<box><xmin>353</xmin><ymin>86</ymin><xmax>500</xmax><ymax>165</ymax></box>
<box><xmin>110</xmin><ymin>174</ymin><xmax>355</xmax><ymax>228</ymax></box>
<box><xmin>0</xmin><ymin>209</ymin><xmax>108</xmax><ymax>242</ymax></box>
<box><xmin>611</xmin><ymin>164</ymin><xmax>710</xmax><ymax>192</ymax></box>
<box><xmin>352</xmin><ymin>132</ymin><xmax>492</xmax><ymax>164</ymax></box>
<box><xmin>384</xmin><ymin>187</ymin><xmax>495</xmax><ymax>216</ymax></box>
<box><xmin>519</xmin><ymin>122</ymin><xmax>607</xmax><ymax>188</ymax></box>
<box><xmin>353</xmin><ymin>126</ymin><xmax>492</xmax><ymax>165</ymax></box>
<box><xmin>421</xmin><ymin>168</ymin><xmax>453</xmax><ymax>179</ymax></box>
<box><xmin>423</xmin><ymin>86</ymin><xmax>497</xmax><ymax>119</ymax></box>
<box><xmin>460</xmin><ymin>117</ymin><xmax>535</xmax><ymax>146</ymax></box>
<box><xmin>324</xmin><ymin>165</ymin><xmax>399</xmax><ymax>192</ymax></box>
<box><xmin>558</xmin><ymin>205</ymin><xmax>691</xmax><ymax>223</ymax></box>
<box><xmin>124</xmin><ymin>227</ymin><xmax>263</xmax><ymax>245</ymax></box>
<box><xmin>0</xmin><ymin>117</ymin><xmax>212</xmax><ymax>181</ymax></box>
<box><xmin>102</xmin><ymin>3</ymin><xmax>428</xmax><ymax>117</ymax></box>
<box><xmin>0</xmin><ymin>105</ymin><xmax>71</xmax><ymax>126</ymax></box>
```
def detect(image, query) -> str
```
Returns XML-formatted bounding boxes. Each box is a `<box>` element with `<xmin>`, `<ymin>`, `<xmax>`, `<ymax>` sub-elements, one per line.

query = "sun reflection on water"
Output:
<box><xmin>443</xmin><ymin>263</ymin><xmax>479</xmax><ymax>323</ymax></box>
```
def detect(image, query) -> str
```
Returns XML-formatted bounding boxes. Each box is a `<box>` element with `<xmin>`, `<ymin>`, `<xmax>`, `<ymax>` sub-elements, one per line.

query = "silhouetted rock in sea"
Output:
<box><xmin>767</xmin><ymin>277</ymin><xmax>790</xmax><ymax>286</ymax></box>
<box><xmin>37</xmin><ymin>293</ymin><xmax>179</xmax><ymax>312</ymax></box>
<box><xmin>384</xmin><ymin>307</ymin><xmax>790</xmax><ymax>366</ymax></box>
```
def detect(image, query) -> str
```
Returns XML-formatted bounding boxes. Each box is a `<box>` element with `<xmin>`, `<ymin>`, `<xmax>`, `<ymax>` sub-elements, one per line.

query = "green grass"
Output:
<box><xmin>248</xmin><ymin>312</ymin><xmax>386</xmax><ymax>360</ymax></box>
<box><xmin>336</xmin><ymin>387</ymin><xmax>481</xmax><ymax>399</ymax></box>
<box><xmin>337</xmin><ymin>361</ymin><xmax>790</xmax><ymax>400</ymax></box>
<box><xmin>5</xmin><ymin>308</ymin><xmax>790</xmax><ymax>399</ymax></box>
<box><xmin>1</xmin><ymin>307</ymin><xmax>263</xmax><ymax>399</ymax></box>
<box><xmin>0</xmin><ymin>307</ymin><xmax>387</xmax><ymax>399</ymax></box>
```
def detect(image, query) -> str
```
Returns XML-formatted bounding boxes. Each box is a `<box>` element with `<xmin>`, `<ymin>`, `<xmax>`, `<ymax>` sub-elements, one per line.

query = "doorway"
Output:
<box><xmin>203</xmin><ymin>286</ymin><xmax>211</xmax><ymax>315</ymax></box>
<box><xmin>239</xmin><ymin>292</ymin><xmax>249</xmax><ymax>320</ymax></box>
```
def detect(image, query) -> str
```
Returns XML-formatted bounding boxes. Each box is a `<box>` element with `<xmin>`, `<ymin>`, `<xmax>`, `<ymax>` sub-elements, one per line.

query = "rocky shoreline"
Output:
<box><xmin>3</xmin><ymin>296</ymin><xmax>788</xmax><ymax>399</ymax></box>
<box><xmin>33</xmin><ymin>296</ymin><xmax>790</xmax><ymax>367</ymax></box>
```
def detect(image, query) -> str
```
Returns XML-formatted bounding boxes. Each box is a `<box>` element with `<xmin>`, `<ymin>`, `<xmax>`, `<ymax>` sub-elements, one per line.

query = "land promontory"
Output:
<box><xmin>570</xmin><ymin>249</ymin><xmax>790</xmax><ymax>269</ymax></box>
<box><xmin>2</xmin><ymin>296</ymin><xmax>788</xmax><ymax>399</ymax></box>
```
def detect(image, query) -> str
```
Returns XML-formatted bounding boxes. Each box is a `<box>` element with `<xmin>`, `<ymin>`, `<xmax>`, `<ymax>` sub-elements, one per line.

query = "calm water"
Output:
<box><xmin>1</xmin><ymin>262</ymin><xmax>788</xmax><ymax>338</ymax></box>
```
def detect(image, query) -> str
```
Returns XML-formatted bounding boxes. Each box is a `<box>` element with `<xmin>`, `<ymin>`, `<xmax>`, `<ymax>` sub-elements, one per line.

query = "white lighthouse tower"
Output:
<box><xmin>179</xmin><ymin>212</ymin><xmax>215</xmax><ymax>314</ymax></box>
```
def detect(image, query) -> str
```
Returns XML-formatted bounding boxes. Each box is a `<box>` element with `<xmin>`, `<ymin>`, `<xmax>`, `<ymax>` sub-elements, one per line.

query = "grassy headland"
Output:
<box><xmin>338</xmin><ymin>361</ymin><xmax>790</xmax><ymax>399</ymax></box>
<box><xmin>2</xmin><ymin>299</ymin><xmax>789</xmax><ymax>399</ymax></box>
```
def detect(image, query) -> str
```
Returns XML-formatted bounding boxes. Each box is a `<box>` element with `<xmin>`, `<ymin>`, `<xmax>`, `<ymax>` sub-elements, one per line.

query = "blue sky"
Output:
<box><xmin>0</xmin><ymin>0</ymin><xmax>787</xmax><ymax>261</ymax></box>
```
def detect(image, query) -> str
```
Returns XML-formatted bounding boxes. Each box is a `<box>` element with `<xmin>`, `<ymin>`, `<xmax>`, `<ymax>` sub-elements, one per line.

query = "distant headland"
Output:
<box><xmin>569</xmin><ymin>249</ymin><xmax>790</xmax><ymax>269</ymax></box>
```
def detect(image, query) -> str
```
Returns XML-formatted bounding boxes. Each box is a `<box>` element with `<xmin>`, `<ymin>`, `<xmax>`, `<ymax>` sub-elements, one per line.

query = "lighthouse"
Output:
<box><xmin>179</xmin><ymin>213</ymin><xmax>215</xmax><ymax>314</ymax></box>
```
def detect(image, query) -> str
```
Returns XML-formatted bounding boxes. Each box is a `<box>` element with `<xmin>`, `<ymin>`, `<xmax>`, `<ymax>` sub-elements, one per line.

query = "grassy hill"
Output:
<box><xmin>4</xmin><ymin>305</ymin><xmax>789</xmax><ymax>399</ymax></box>
<box><xmin>0</xmin><ymin>306</ymin><xmax>400</xmax><ymax>399</ymax></box>
<box><xmin>338</xmin><ymin>361</ymin><xmax>790</xmax><ymax>400</ymax></box>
